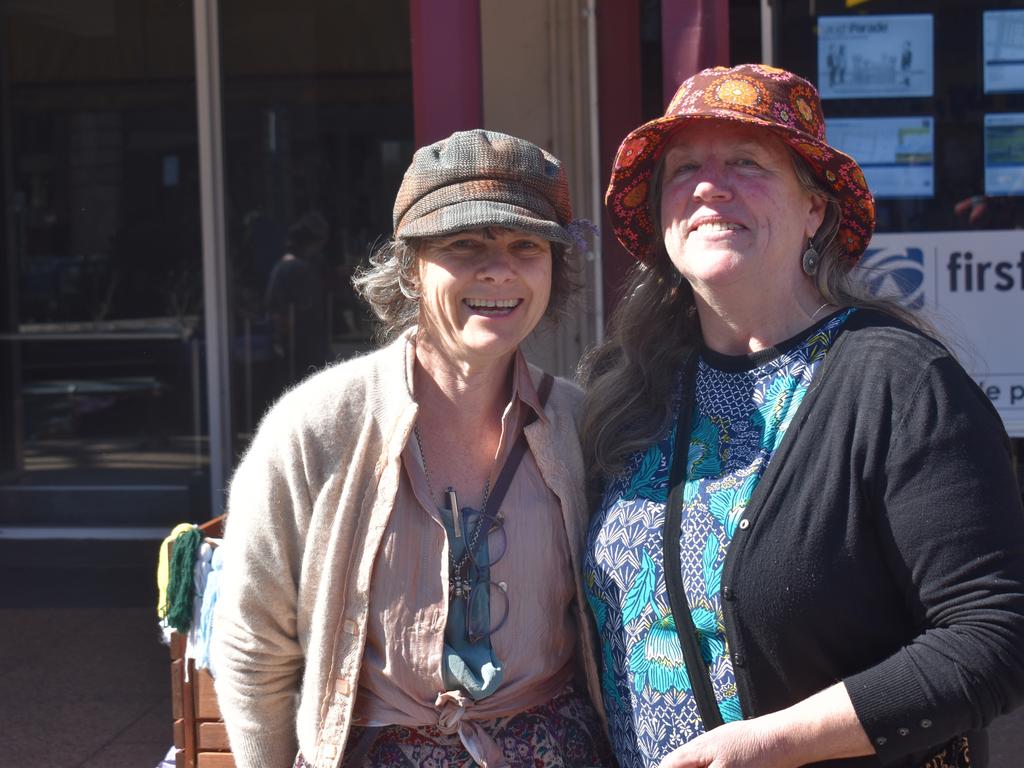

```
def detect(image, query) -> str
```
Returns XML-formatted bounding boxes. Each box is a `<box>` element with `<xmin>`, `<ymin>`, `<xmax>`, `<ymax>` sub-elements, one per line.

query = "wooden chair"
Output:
<box><xmin>168</xmin><ymin>515</ymin><xmax>235</xmax><ymax>768</ymax></box>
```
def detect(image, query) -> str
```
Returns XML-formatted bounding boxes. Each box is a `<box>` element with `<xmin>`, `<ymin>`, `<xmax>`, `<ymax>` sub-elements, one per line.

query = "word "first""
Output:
<box><xmin>948</xmin><ymin>252</ymin><xmax>1024</xmax><ymax>291</ymax></box>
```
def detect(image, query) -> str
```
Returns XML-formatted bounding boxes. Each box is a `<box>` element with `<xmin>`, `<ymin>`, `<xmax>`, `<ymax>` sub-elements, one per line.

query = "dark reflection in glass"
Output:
<box><xmin>219</xmin><ymin>0</ymin><xmax>414</xmax><ymax>437</ymax></box>
<box><xmin>0</xmin><ymin>1</ymin><xmax>209</xmax><ymax>527</ymax></box>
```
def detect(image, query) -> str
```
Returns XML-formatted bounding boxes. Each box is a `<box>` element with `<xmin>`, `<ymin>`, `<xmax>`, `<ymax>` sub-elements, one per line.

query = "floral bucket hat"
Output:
<box><xmin>605</xmin><ymin>63</ymin><xmax>876</xmax><ymax>264</ymax></box>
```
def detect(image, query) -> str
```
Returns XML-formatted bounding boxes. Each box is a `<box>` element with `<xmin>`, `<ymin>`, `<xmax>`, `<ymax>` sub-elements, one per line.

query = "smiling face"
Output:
<box><xmin>415</xmin><ymin>227</ymin><xmax>553</xmax><ymax>369</ymax></box>
<box><xmin>659</xmin><ymin>121</ymin><xmax>826</xmax><ymax>299</ymax></box>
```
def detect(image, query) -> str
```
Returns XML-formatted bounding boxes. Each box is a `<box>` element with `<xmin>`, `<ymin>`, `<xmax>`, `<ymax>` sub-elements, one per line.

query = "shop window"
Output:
<box><xmin>219</xmin><ymin>0</ymin><xmax>414</xmax><ymax>439</ymax></box>
<box><xmin>775</xmin><ymin>0</ymin><xmax>1024</xmax><ymax>441</ymax></box>
<box><xmin>0</xmin><ymin>1</ymin><xmax>211</xmax><ymax>528</ymax></box>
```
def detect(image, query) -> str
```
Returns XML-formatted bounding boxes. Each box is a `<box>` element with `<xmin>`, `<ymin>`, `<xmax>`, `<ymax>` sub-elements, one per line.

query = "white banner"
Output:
<box><xmin>860</xmin><ymin>230</ymin><xmax>1024</xmax><ymax>436</ymax></box>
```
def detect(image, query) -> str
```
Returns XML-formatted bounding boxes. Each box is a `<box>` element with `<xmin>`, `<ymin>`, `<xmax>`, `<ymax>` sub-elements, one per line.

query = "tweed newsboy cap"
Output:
<box><xmin>393</xmin><ymin>129</ymin><xmax>573</xmax><ymax>245</ymax></box>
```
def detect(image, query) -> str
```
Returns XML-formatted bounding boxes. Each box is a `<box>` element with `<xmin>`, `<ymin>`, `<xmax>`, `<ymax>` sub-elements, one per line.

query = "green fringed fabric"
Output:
<box><xmin>165</xmin><ymin>526</ymin><xmax>203</xmax><ymax>634</ymax></box>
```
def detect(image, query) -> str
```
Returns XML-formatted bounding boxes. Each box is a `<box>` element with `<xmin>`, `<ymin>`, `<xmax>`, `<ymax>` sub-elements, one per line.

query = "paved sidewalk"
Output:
<box><xmin>2</xmin><ymin>607</ymin><xmax>172</xmax><ymax>767</ymax></box>
<box><xmin>0</xmin><ymin>540</ymin><xmax>173</xmax><ymax>768</ymax></box>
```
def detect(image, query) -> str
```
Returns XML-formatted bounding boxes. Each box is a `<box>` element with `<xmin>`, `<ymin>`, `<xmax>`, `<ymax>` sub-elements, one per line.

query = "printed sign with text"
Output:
<box><xmin>861</xmin><ymin>230</ymin><xmax>1024</xmax><ymax>436</ymax></box>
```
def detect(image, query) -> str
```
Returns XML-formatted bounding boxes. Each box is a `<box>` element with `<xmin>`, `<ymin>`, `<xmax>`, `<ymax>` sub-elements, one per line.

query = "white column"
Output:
<box><xmin>193</xmin><ymin>0</ymin><xmax>232</xmax><ymax>516</ymax></box>
<box><xmin>761</xmin><ymin>0</ymin><xmax>778</xmax><ymax>65</ymax></box>
<box><xmin>480</xmin><ymin>0</ymin><xmax>603</xmax><ymax>375</ymax></box>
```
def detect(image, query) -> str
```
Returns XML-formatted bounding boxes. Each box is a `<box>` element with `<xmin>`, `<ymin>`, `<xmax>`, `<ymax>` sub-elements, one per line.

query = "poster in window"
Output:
<box><xmin>985</xmin><ymin>113</ymin><xmax>1024</xmax><ymax>196</ymax></box>
<box><xmin>818</xmin><ymin>14</ymin><xmax>933</xmax><ymax>99</ymax></box>
<box><xmin>984</xmin><ymin>10</ymin><xmax>1024</xmax><ymax>94</ymax></box>
<box><xmin>826</xmin><ymin>116</ymin><xmax>934</xmax><ymax>198</ymax></box>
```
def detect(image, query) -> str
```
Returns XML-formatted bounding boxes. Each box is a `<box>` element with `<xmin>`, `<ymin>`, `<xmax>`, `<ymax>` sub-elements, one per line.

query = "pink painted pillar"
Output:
<box><xmin>597</xmin><ymin>2</ymin><xmax>644</xmax><ymax>316</ymax></box>
<box><xmin>409</xmin><ymin>0</ymin><xmax>483</xmax><ymax>149</ymax></box>
<box><xmin>661</xmin><ymin>0</ymin><xmax>730</xmax><ymax>107</ymax></box>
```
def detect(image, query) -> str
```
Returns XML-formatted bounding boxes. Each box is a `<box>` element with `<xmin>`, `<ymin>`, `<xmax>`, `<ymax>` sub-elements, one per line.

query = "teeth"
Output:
<box><xmin>695</xmin><ymin>221</ymin><xmax>741</xmax><ymax>233</ymax></box>
<box><xmin>465</xmin><ymin>298</ymin><xmax>519</xmax><ymax>309</ymax></box>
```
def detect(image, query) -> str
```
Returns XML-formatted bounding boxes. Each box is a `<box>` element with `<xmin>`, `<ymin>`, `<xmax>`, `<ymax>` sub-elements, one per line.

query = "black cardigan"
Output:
<box><xmin>712</xmin><ymin>310</ymin><xmax>1024</xmax><ymax>767</ymax></box>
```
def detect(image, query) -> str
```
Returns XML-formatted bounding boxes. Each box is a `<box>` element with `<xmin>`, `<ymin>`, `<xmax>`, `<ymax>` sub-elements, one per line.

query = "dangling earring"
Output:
<box><xmin>802</xmin><ymin>245</ymin><xmax>819</xmax><ymax>276</ymax></box>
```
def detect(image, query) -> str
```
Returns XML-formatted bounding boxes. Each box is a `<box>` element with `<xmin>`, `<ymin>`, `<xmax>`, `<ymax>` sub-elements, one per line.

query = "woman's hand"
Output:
<box><xmin>660</xmin><ymin>683</ymin><xmax>873</xmax><ymax>768</ymax></box>
<box><xmin>658</xmin><ymin>716</ymin><xmax>793</xmax><ymax>768</ymax></box>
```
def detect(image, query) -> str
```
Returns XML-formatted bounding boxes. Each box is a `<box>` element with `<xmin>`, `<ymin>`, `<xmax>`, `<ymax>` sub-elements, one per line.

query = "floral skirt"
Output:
<box><xmin>923</xmin><ymin>735</ymin><xmax>971</xmax><ymax>768</ymax></box>
<box><xmin>294</xmin><ymin>687</ymin><xmax>613</xmax><ymax>768</ymax></box>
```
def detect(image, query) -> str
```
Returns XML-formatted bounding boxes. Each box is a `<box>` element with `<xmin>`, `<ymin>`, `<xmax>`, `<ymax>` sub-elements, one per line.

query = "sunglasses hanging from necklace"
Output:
<box><xmin>414</xmin><ymin>424</ymin><xmax>507</xmax><ymax>642</ymax></box>
<box><xmin>410</xmin><ymin>372</ymin><xmax>554</xmax><ymax>642</ymax></box>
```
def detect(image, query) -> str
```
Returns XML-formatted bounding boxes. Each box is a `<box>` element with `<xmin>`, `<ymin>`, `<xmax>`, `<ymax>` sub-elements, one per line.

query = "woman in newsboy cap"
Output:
<box><xmin>581</xmin><ymin>64</ymin><xmax>1024</xmax><ymax>768</ymax></box>
<box><xmin>213</xmin><ymin>129</ymin><xmax>613</xmax><ymax>768</ymax></box>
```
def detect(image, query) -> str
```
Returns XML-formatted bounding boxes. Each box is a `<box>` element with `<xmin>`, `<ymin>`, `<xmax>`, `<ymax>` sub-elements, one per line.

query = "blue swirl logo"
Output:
<box><xmin>860</xmin><ymin>247</ymin><xmax>925</xmax><ymax>309</ymax></box>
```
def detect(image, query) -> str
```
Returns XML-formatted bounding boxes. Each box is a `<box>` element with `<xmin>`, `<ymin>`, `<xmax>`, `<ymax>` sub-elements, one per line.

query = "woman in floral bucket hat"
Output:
<box><xmin>580</xmin><ymin>64</ymin><xmax>1024</xmax><ymax>768</ymax></box>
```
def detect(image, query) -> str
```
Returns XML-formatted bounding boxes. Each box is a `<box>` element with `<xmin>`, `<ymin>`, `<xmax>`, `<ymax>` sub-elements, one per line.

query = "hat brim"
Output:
<box><xmin>397</xmin><ymin>200</ymin><xmax>573</xmax><ymax>246</ymax></box>
<box><xmin>605</xmin><ymin>111</ymin><xmax>876</xmax><ymax>264</ymax></box>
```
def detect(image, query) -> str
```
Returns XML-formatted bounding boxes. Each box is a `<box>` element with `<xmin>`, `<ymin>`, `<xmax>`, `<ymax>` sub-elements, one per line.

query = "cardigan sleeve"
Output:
<box><xmin>844</xmin><ymin>355</ymin><xmax>1024</xmax><ymax>764</ymax></box>
<box><xmin>212</xmin><ymin>406</ymin><xmax>312</xmax><ymax>768</ymax></box>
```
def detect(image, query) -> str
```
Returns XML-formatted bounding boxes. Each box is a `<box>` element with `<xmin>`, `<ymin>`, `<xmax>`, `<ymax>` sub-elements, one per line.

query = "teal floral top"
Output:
<box><xmin>584</xmin><ymin>310</ymin><xmax>853</xmax><ymax>768</ymax></box>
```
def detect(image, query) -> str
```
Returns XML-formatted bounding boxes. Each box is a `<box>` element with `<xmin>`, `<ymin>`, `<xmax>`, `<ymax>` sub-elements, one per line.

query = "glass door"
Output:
<box><xmin>0</xmin><ymin>0</ymin><xmax>210</xmax><ymax>533</ymax></box>
<box><xmin>218</xmin><ymin>0</ymin><xmax>414</xmax><ymax>440</ymax></box>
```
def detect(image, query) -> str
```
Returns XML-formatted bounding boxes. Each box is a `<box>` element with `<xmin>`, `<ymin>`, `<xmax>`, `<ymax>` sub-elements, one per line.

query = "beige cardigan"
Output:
<box><xmin>212</xmin><ymin>330</ymin><xmax>606</xmax><ymax>768</ymax></box>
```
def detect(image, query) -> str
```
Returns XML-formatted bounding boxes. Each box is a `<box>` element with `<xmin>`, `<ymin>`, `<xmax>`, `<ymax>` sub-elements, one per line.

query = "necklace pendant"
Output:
<box><xmin>451</xmin><ymin>575</ymin><xmax>472</xmax><ymax>599</ymax></box>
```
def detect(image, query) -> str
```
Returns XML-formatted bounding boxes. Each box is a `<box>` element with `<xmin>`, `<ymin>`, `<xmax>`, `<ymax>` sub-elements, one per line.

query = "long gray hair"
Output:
<box><xmin>353</xmin><ymin>229</ymin><xmax>580</xmax><ymax>343</ymax></box>
<box><xmin>579</xmin><ymin>149</ymin><xmax>934</xmax><ymax>489</ymax></box>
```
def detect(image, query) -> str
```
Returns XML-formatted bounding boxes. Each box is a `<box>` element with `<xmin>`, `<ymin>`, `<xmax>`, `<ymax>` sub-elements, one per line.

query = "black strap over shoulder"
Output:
<box><xmin>487</xmin><ymin>372</ymin><xmax>554</xmax><ymax>514</ymax></box>
<box><xmin>663</xmin><ymin>352</ymin><xmax>726</xmax><ymax>732</ymax></box>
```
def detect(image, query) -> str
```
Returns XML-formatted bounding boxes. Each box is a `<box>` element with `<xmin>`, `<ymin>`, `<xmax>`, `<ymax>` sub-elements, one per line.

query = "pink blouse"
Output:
<box><xmin>352</xmin><ymin>349</ymin><xmax>578</xmax><ymax>765</ymax></box>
